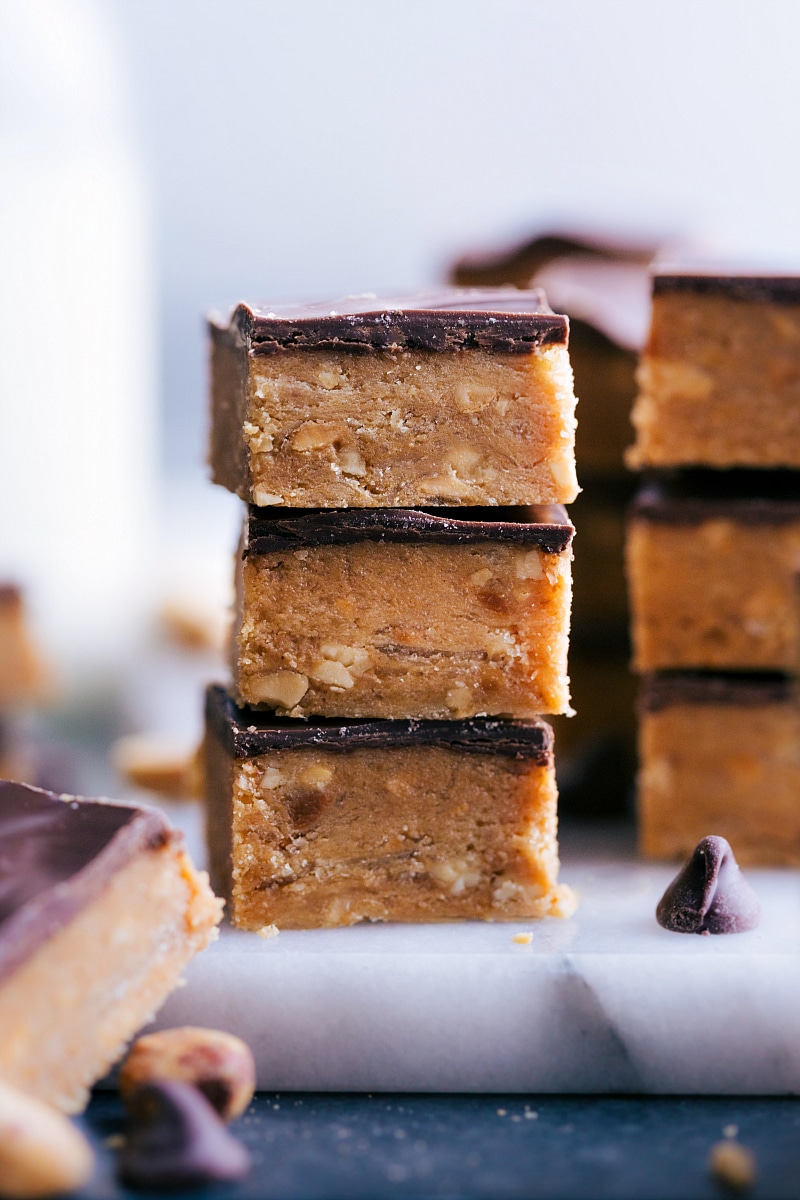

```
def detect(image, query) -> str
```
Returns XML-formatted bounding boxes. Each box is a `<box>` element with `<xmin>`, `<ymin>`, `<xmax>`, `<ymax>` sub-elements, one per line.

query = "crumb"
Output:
<box><xmin>551</xmin><ymin>883</ymin><xmax>579</xmax><ymax>918</ymax></box>
<box><xmin>257</xmin><ymin>924</ymin><xmax>279</xmax><ymax>939</ymax></box>
<box><xmin>709</xmin><ymin>1141</ymin><xmax>756</xmax><ymax>1191</ymax></box>
<box><xmin>496</xmin><ymin>1108</ymin><xmax>507</xmax><ymax>1117</ymax></box>
<box><xmin>103</xmin><ymin>1134</ymin><xmax>125</xmax><ymax>1149</ymax></box>
<box><xmin>723</xmin><ymin>1124</ymin><xmax>740</xmax><ymax>1140</ymax></box>
<box><xmin>524</xmin><ymin>1109</ymin><xmax>538</xmax><ymax>1120</ymax></box>
<box><xmin>512</xmin><ymin>932</ymin><xmax>533</xmax><ymax>945</ymax></box>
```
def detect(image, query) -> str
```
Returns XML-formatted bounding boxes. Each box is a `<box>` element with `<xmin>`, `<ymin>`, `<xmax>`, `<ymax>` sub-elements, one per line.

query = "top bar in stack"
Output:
<box><xmin>209</xmin><ymin>289</ymin><xmax>578</xmax><ymax>507</ymax></box>
<box><xmin>628</xmin><ymin>271</ymin><xmax>800</xmax><ymax>468</ymax></box>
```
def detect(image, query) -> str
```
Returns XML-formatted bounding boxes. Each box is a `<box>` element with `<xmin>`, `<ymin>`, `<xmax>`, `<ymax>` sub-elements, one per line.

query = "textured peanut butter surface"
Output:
<box><xmin>211</xmin><ymin>344</ymin><xmax>578</xmax><ymax>507</ymax></box>
<box><xmin>205</xmin><ymin>732</ymin><xmax>572</xmax><ymax>930</ymax></box>
<box><xmin>629</xmin><ymin>291</ymin><xmax>800</xmax><ymax>467</ymax></box>
<box><xmin>628</xmin><ymin>517</ymin><xmax>800</xmax><ymax>671</ymax></box>
<box><xmin>639</xmin><ymin>700</ymin><xmax>800</xmax><ymax>865</ymax></box>
<box><xmin>235</xmin><ymin>539</ymin><xmax>572</xmax><ymax>718</ymax></box>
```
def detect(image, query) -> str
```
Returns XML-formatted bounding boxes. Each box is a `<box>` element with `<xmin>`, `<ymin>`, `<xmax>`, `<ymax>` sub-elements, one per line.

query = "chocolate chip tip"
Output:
<box><xmin>656</xmin><ymin>835</ymin><xmax>761</xmax><ymax>936</ymax></box>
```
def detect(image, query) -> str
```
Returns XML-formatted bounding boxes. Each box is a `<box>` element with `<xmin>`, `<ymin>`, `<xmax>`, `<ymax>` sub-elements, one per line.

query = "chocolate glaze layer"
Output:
<box><xmin>0</xmin><ymin>780</ymin><xmax>174</xmax><ymax>985</ymax></box>
<box><xmin>656</xmin><ymin>835</ymin><xmax>761</xmax><ymax>935</ymax></box>
<box><xmin>653</xmin><ymin>272</ymin><xmax>800</xmax><ymax>304</ymax></box>
<box><xmin>206</xmin><ymin>685</ymin><xmax>553</xmax><ymax>765</ymax></box>
<box><xmin>631</xmin><ymin>471</ymin><xmax>800</xmax><ymax>526</ymax></box>
<box><xmin>245</xmin><ymin>505</ymin><xmax>574</xmax><ymax>557</ymax></box>
<box><xmin>640</xmin><ymin>671</ymin><xmax>795</xmax><ymax>713</ymax></box>
<box><xmin>450</xmin><ymin>230</ymin><xmax>657</xmax><ymax>289</ymax></box>
<box><xmin>209</xmin><ymin>289</ymin><xmax>567</xmax><ymax>355</ymax></box>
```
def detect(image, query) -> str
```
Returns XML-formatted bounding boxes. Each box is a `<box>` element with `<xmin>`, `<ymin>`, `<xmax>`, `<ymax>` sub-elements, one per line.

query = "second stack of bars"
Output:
<box><xmin>627</xmin><ymin>271</ymin><xmax>800</xmax><ymax>864</ymax></box>
<box><xmin>204</xmin><ymin>290</ymin><xmax>579</xmax><ymax>928</ymax></box>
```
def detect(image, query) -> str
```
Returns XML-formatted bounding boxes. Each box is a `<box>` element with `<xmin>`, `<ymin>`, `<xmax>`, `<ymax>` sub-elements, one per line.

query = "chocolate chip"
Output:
<box><xmin>119</xmin><ymin>1081</ymin><xmax>250</xmax><ymax>1191</ymax></box>
<box><xmin>656</xmin><ymin>836</ymin><xmax>761</xmax><ymax>935</ymax></box>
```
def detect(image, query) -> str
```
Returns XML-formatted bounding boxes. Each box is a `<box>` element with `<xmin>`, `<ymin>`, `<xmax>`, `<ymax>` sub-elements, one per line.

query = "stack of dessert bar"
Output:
<box><xmin>452</xmin><ymin>231</ymin><xmax>658</xmax><ymax>814</ymax></box>
<box><xmin>203</xmin><ymin>291</ymin><xmax>579</xmax><ymax>928</ymax></box>
<box><xmin>626</xmin><ymin>271</ymin><xmax>800</xmax><ymax>865</ymax></box>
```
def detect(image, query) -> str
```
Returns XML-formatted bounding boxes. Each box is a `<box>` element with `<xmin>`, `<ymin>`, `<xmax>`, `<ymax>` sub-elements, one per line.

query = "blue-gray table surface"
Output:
<box><xmin>78</xmin><ymin>1092</ymin><xmax>800</xmax><ymax>1199</ymax></box>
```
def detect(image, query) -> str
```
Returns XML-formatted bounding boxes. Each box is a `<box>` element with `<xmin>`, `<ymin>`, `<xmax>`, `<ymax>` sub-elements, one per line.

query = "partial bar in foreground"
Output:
<box><xmin>0</xmin><ymin>780</ymin><xmax>222</xmax><ymax>1112</ymax></box>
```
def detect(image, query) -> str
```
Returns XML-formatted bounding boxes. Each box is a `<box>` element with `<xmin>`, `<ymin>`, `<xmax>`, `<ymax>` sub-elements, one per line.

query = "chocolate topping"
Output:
<box><xmin>533</xmin><ymin>256</ymin><xmax>652</xmax><ymax>352</ymax></box>
<box><xmin>245</xmin><ymin>505</ymin><xmax>574</xmax><ymax>557</ymax></box>
<box><xmin>640</xmin><ymin>672</ymin><xmax>795</xmax><ymax>713</ymax></box>
<box><xmin>656</xmin><ymin>835</ymin><xmax>761</xmax><ymax>935</ymax></box>
<box><xmin>0</xmin><ymin>584</ymin><xmax>22</xmax><ymax>608</ymax></box>
<box><xmin>631</xmin><ymin>471</ymin><xmax>800</xmax><ymax>526</ymax></box>
<box><xmin>209</xmin><ymin>289</ymin><xmax>567</xmax><ymax>355</ymax></box>
<box><xmin>0</xmin><ymin>780</ymin><xmax>174</xmax><ymax>984</ymax></box>
<box><xmin>653</xmin><ymin>271</ymin><xmax>800</xmax><ymax>305</ymax></box>
<box><xmin>205</xmin><ymin>685</ymin><xmax>553</xmax><ymax>765</ymax></box>
<box><xmin>450</xmin><ymin>230</ymin><xmax>657</xmax><ymax>289</ymax></box>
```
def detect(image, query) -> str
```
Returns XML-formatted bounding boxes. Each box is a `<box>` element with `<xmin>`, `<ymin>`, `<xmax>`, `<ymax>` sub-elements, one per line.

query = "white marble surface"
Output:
<box><xmin>153</xmin><ymin>825</ymin><xmax>800</xmax><ymax>1094</ymax></box>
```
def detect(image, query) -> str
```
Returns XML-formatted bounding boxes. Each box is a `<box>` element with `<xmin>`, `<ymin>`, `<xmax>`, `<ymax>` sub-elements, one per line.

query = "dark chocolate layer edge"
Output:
<box><xmin>245</xmin><ymin>506</ymin><xmax>574</xmax><ymax>556</ymax></box>
<box><xmin>205</xmin><ymin>685</ymin><xmax>553</xmax><ymax>765</ymax></box>
<box><xmin>210</xmin><ymin>290</ymin><xmax>568</xmax><ymax>354</ymax></box>
<box><xmin>0</xmin><ymin>781</ymin><xmax>176</xmax><ymax>985</ymax></box>
<box><xmin>653</xmin><ymin>273</ymin><xmax>800</xmax><ymax>305</ymax></box>
<box><xmin>640</xmin><ymin>672</ymin><xmax>796</xmax><ymax>713</ymax></box>
<box><xmin>630</xmin><ymin>472</ymin><xmax>800</xmax><ymax>526</ymax></box>
<box><xmin>450</xmin><ymin>231</ymin><xmax>658</xmax><ymax>288</ymax></box>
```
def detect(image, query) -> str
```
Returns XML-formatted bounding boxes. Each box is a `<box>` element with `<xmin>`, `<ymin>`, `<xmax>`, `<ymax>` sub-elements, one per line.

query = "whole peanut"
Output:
<box><xmin>0</xmin><ymin>1079</ymin><xmax>94</xmax><ymax>1199</ymax></box>
<box><xmin>119</xmin><ymin>1027</ymin><xmax>255</xmax><ymax>1121</ymax></box>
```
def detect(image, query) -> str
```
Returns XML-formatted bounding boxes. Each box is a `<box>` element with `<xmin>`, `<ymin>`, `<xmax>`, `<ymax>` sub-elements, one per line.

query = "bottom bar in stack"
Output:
<box><xmin>638</xmin><ymin>672</ymin><xmax>800</xmax><ymax>865</ymax></box>
<box><xmin>203</xmin><ymin>685</ymin><xmax>575</xmax><ymax>929</ymax></box>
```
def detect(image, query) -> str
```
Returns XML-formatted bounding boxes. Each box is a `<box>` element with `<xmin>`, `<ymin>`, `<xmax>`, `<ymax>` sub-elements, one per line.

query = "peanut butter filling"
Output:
<box><xmin>212</xmin><ymin>344</ymin><xmax>578</xmax><ymax>507</ymax></box>
<box><xmin>235</xmin><ymin>538</ymin><xmax>572</xmax><ymax>718</ymax></box>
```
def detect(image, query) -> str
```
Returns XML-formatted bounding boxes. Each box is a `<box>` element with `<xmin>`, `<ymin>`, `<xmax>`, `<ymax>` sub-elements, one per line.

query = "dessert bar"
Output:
<box><xmin>209</xmin><ymin>290</ymin><xmax>579</xmax><ymax>508</ymax></box>
<box><xmin>638</xmin><ymin>672</ymin><xmax>800</xmax><ymax>865</ymax></box>
<box><xmin>233</xmin><ymin>505</ymin><xmax>574</xmax><ymax>718</ymax></box>
<box><xmin>628</xmin><ymin>472</ymin><xmax>800</xmax><ymax>672</ymax></box>
<box><xmin>204</xmin><ymin>685</ymin><xmax>574</xmax><ymax>930</ymax></box>
<box><xmin>628</xmin><ymin>272</ymin><xmax>800</xmax><ymax>468</ymax></box>
<box><xmin>0</xmin><ymin>781</ymin><xmax>221</xmax><ymax>1112</ymax></box>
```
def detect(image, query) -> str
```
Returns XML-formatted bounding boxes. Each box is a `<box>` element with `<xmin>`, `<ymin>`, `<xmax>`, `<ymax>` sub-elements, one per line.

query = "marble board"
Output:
<box><xmin>152</xmin><ymin>824</ymin><xmax>800</xmax><ymax>1095</ymax></box>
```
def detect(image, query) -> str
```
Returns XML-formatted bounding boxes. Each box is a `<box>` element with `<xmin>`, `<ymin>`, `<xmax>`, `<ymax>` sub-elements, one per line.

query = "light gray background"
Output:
<box><xmin>109</xmin><ymin>0</ymin><xmax>800</xmax><ymax>473</ymax></box>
